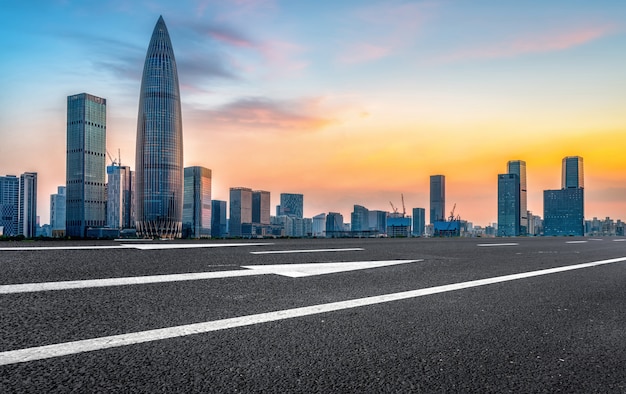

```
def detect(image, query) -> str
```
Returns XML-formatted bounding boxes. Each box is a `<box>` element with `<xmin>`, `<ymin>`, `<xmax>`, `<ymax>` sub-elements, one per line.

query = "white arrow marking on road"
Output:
<box><xmin>250</xmin><ymin>248</ymin><xmax>364</xmax><ymax>255</ymax></box>
<box><xmin>1</xmin><ymin>256</ymin><xmax>626</xmax><ymax>366</ymax></box>
<box><xmin>0</xmin><ymin>260</ymin><xmax>421</xmax><ymax>294</ymax></box>
<box><xmin>0</xmin><ymin>243</ymin><xmax>273</xmax><ymax>251</ymax></box>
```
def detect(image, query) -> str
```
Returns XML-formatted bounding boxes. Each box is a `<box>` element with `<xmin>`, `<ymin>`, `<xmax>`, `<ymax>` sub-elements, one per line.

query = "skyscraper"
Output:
<box><xmin>19</xmin><ymin>172</ymin><xmax>37</xmax><ymax>238</ymax></box>
<box><xmin>0</xmin><ymin>175</ymin><xmax>19</xmax><ymax>236</ymax></box>
<box><xmin>351</xmin><ymin>205</ymin><xmax>369</xmax><ymax>233</ymax></box>
<box><xmin>497</xmin><ymin>173</ymin><xmax>520</xmax><ymax>237</ymax></box>
<box><xmin>211</xmin><ymin>200</ymin><xmax>227</xmax><ymax>238</ymax></box>
<box><xmin>412</xmin><ymin>208</ymin><xmax>425</xmax><ymax>237</ymax></box>
<box><xmin>182</xmin><ymin>167</ymin><xmax>212</xmax><ymax>238</ymax></box>
<box><xmin>325</xmin><ymin>212</ymin><xmax>344</xmax><ymax>237</ymax></box>
<box><xmin>430</xmin><ymin>175</ymin><xmax>445</xmax><ymax>224</ymax></box>
<box><xmin>562</xmin><ymin>156</ymin><xmax>584</xmax><ymax>189</ymax></box>
<box><xmin>279</xmin><ymin>193</ymin><xmax>304</xmax><ymax>218</ymax></box>
<box><xmin>507</xmin><ymin>160</ymin><xmax>527</xmax><ymax>234</ymax></box>
<box><xmin>252</xmin><ymin>190</ymin><xmax>271</xmax><ymax>225</ymax></box>
<box><xmin>135</xmin><ymin>16</ymin><xmax>184</xmax><ymax>239</ymax></box>
<box><xmin>66</xmin><ymin>93</ymin><xmax>107</xmax><ymax>238</ymax></box>
<box><xmin>106</xmin><ymin>165</ymin><xmax>132</xmax><ymax>230</ymax></box>
<box><xmin>229</xmin><ymin>187</ymin><xmax>252</xmax><ymax>237</ymax></box>
<box><xmin>50</xmin><ymin>186</ymin><xmax>66</xmax><ymax>237</ymax></box>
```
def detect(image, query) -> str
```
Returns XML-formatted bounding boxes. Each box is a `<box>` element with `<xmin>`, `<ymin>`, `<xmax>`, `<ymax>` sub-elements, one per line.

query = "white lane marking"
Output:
<box><xmin>2</xmin><ymin>255</ymin><xmax>625</xmax><ymax>366</ymax></box>
<box><xmin>566</xmin><ymin>241</ymin><xmax>588</xmax><ymax>244</ymax></box>
<box><xmin>613</xmin><ymin>239</ymin><xmax>626</xmax><ymax>242</ymax></box>
<box><xmin>0</xmin><ymin>260</ymin><xmax>420</xmax><ymax>294</ymax></box>
<box><xmin>0</xmin><ymin>243</ymin><xmax>273</xmax><ymax>251</ymax></box>
<box><xmin>250</xmin><ymin>248</ymin><xmax>364</xmax><ymax>255</ymax></box>
<box><xmin>589</xmin><ymin>239</ymin><xmax>603</xmax><ymax>241</ymax></box>
<box><xmin>477</xmin><ymin>243</ymin><xmax>519</xmax><ymax>247</ymax></box>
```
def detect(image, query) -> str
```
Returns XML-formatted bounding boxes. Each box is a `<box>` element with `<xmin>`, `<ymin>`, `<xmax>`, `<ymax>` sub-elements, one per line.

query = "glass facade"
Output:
<box><xmin>106</xmin><ymin>165</ymin><xmax>132</xmax><ymax>229</ymax></box>
<box><xmin>280</xmin><ymin>193</ymin><xmax>304</xmax><ymax>219</ymax></box>
<box><xmin>544</xmin><ymin>188</ymin><xmax>584</xmax><ymax>236</ymax></box>
<box><xmin>507</xmin><ymin>160</ymin><xmax>527</xmax><ymax>235</ymax></box>
<box><xmin>211</xmin><ymin>200</ymin><xmax>227</xmax><ymax>238</ymax></box>
<box><xmin>325</xmin><ymin>212</ymin><xmax>344</xmax><ymax>237</ymax></box>
<box><xmin>0</xmin><ymin>175</ymin><xmax>19</xmax><ymax>236</ymax></box>
<box><xmin>229</xmin><ymin>187</ymin><xmax>252</xmax><ymax>237</ymax></box>
<box><xmin>412</xmin><ymin>207</ymin><xmax>425</xmax><ymax>236</ymax></box>
<box><xmin>182</xmin><ymin>166</ymin><xmax>212</xmax><ymax>238</ymax></box>
<box><xmin>66</xmin><ymin>93</ymin><xmax>107</xmax><ymax>238</ymax></box>
<box><xmin>562</xmin><ymin>156</ymin><xmax>584</xmax><ymax>189</ymax></box>
<box><xmin>351</xmin><ymin>205</ymin><xmax>369</xmax><ymax>232</ymax></box>
<box><xmin>252</xmin><ymin>190</ymin><xmax>270</xmax><ymax>225</ymax></box>
<box><xmin>19</xmin><ymin>172</ymin><xmax>37</xmax><ymax>238</ymax></box>
<box><xmin>497</xmin><ymin>173</ymin><xmax>520</xmax><ymax>237</ymax></box>
<box><xmin>135</xmin><ymin>16</ymin><xmax>184</xmax><ymax>238</ymax></box>
<box><xmin>50</xmin><ymin>186</ymin><xmax>66</xmax><ymax>234</ymax></box>
<box><xmin>430</xmin><ymin>175</ymin><xmax>445</xmax><ymax>224</ymax></box>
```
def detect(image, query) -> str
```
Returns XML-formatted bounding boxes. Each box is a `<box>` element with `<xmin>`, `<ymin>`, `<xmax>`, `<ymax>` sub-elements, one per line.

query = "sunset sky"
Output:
<box><xmin>1</xmin><ymin>0</ymin><xmax>625</xmax><ymax>226</ymax></box>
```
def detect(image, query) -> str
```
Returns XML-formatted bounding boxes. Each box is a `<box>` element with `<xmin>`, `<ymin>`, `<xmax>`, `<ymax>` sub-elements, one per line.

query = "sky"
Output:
<box><xmin>1</xmin><ymin>0</ymin><xmax>625</xmax><ymax>226</ymax></box>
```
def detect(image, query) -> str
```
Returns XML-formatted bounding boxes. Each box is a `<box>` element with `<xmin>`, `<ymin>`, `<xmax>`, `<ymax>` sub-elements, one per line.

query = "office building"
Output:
<box><xmin>430</xmin><ymin>175</ymin><xmax>445</xmax><ymax>224</ymax></box>
<box><xmin>369</xmin><ymin>210</ymin><xmax>387</xmax><ymax>235</ymax></box>
<box><xmin>544</xmin><ymin>188</ymin><xmax>584</xmax><ymax>236</ymax></box>
<box><xmin>326</xmin><ymin>212</ymin><xmax>344</xmax><ymax>237</ymax></box>
<box><xmin>66</xmin><ymin>93</ymin><xmax>107</xmax><ymax>237</ymax></box>
<box><xmin>252</xmin><ymin>190</ymin><xmax>271</xmax><ymax>225</ymax></box>
<box><xmin>211</xmin><ymin>200</ymin><xmax>227</xmax><ymax>238</ymax></box>
<box><xmin>106</xmin><ymin>165</ymin><xmax>132</xmax><ymax>230</ymax></box>
<box><xmin>50</xmin><ymin>186</ymin><xmax>66</xmax><ymax>237</ymax></box>
<box><xmin>497</xmin><ymin>173</ymin><xmax>520</xmax><ymax>236</ymax></box>
<box><xmin>182</xmin><ymin>167</ymin><xmax>212</xmax><ymax>238</ymax></box>
<box><xmin>412</xmin><ymin>208</ymin><xmax>425</xmax><ymax>237</ymax></box>
<box><xmin>135</xmin><ymin>16</ymin><xmax>184</xmax><ymax>238</ymax></box>
<box><xmin>351</xmin><ymin>205</ymin><xmax>369</xmax><ymax>233</ymax></box>
<box><xmin>0</xmin><ymin>175</ymin><xmax>19</xmax><ymax>236</ymax></box>
<box><xmin>562</xmin><ymin>156</ymin><xmax>584</xmax><ymax>189</ymax></box>
<box><xmin>230</xmin><ymin>187</ymin><xmax>252</xmax><ymax>237</ymax></box>
<box><xmin>279</xmin><ymin>193</ymin><xmax>303</xmax><ymax>218</ymax></box>
<box><xmin>312</xmin><ymin>213</ymin><xmax>326</xmax><ymax>237</ymax></box>
<box><xmin>507</xmin><ymin>160</ymin><xmax>527</xmax><ymax>234</ymax></box>
<box><xmin>18</xmin><ymin>172</ymin><xmax>37</xmax><ymax>238</ymax></box>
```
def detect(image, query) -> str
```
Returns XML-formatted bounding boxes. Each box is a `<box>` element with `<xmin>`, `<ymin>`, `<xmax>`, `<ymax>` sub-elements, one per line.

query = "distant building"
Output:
<box><xmin>280</xmin><ymin>193</ymin><xmax>303</xmax><ymax>218</ymax></box>
<box><xmin>252</xmin><ymin>190</ymin><xmax>271</xmax><ymax>225</ymax></box>
<box><xmin>412</xmin><ymin>208</ymin><xmax>425</xmax><ymax>236</ymax></box>
<box><xmin>19</xmin><ymin>172</ymin><xmax>37</xmax><ymax>238</ymax></box>
<box><xmin>544</xmin><ymin>188</ymin><xmax>584</xmax><ymax>236</ymax></box>
<box><xmin>562</xmin><ymin>156</ymin><xmax>584</xmax><ymax>189</ymax></box>
<box><xmin>312</xmin><ymin>213</ymin><xmax>326</xmax><ymax>237</ymax></box>
<box><xmin>351</xmin><ymin>205</ymin><xmax>369</xmax><ymax>233</ymax></box>
<box><xmin>497</xmin><ymin>173</ymin><xmax>520</xmax><ymax>237</ymax></box>
<box><xmin>230</xmin><ymin>187</ymin><xmax>252</xmax><ymax>237</ymax></box>
<box><xmin>326</xmin><ymin>212</ymin><xmax>344</xmax><ymax>237</ymax></box>
<box><xmin>183</xmin><ymin>167</ymin><xmax>212</xmax><ymax>238</ymax></box>
<box><xmin>507</xmin><ymin>160</ymin><xmax>527</xmax><ymax>234</ymax></box>
<box><xmin>211</xmin><ymin>200</ymin><xmax>227</xmax><ymax>238</ymax></box>
<box><xmin>0</xmin><ymin>175</ymin><xmax>19</xmax><ymax>236</ymax></box>
<box><xmin>66</xmin><ymin>93</ymin><xmax>107</xmax><ymax>238</ymax></box>
<box><xmin>387</xmin><ymin>216</ymin><xmax>411</xmax><ymax>237</ymax></box>
<box><xmin>369</xmin><ymin>210</ymin><xmax>387</xmax><ymax>235</ymax></box>
<box><xmin>430</xmin><ymin>175</ymin><xmax>445</xmax><ymax>224</ymax></box>
<box><xmin>107</xmin><ymin>165</ymin><xmax>133</xmax><ymax>230</ymax></box>
<box><xmin>50</xmin><ymin>186</ymin><xmax>66</xmax><ymax>237</ymax></box>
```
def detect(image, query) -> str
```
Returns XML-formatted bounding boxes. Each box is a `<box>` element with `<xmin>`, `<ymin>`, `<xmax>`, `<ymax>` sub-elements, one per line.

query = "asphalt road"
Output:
<box><xmin>1</xmin><ymin>237</ymin><xmax>625</xmax><ymax>392</ymax></box>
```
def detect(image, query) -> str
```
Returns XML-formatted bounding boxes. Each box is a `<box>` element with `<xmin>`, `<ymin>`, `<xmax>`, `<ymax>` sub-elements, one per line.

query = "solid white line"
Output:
<box><xmin>477</xmin><ymin>243</ymin><xmax>519</xmax><ymax>247</ymax></box>
<box><xmin>566</xmin><ymin>241</ymin><xmax>588</xmax><ymax>244</ymax></box>
<box><xmin>250</xmin><ymin>248</ymin><xmax>364</xmax><ymax>255</ymax></box>
<box><xmin>613</xmin><ymin>239</ymin><xmax>626</xmax><ymax>242</ymax></box>
<box><xmin>2</xmin><ymin>255</ymin><xmax>626</xmax><ymax>365</ymax></box>
<box><xmin>0</xmin><ymin>243</ymin><xmax>273</xmax><ymax>251</ymax></box>
<box><xmin>0</xmin><ymin>245</ymin><xmax>132</xmax><ymax>251</ymax></box>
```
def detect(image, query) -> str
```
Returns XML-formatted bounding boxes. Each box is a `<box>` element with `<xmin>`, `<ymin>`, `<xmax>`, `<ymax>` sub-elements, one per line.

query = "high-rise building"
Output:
<box><xmin>562</xmin><ymin>156</ymin><xmax>584</xmax><ymax>189</ymax></box>
<box><xmin>430</xmin><ymin>175</ymin><xmax>445</xmax><ymax>224</ymax></box>
<box><xmin>106</xmin><ymin>165</ymin><xmax>132</xmax><ymax>230</ymax></box>
<box><xmin>351</xmin><ymin>205</ymin><xmax>369</xmax><ymax>233</ymax></box>
<box><xmin>211</xmin><ymin>200</ymin><xmax>227</xmax><ymax>238</ymax></box>
<box><xmin>325</xmin><ymin>212</ymin><xmax>344</xmax><ymax>237</ymax></box>
<box><xmin>543</xmin><ymin>188</ymin><xmax>584</xmax><ymax>236</ymax></box>
<box><xmin>50</xmin><ymin>186</ymin><xmax>66</xmax><ymax>237</ymax></box>
<box><xmin>66</xmin><ymin>93</ymin><xmax>107</xmax><ymax>238</ymax></box>
<box><xmin>280</xmin><ymin>193</ymin><xmax>303</xmax><ymax>218</ymax></box>
<box><xmin>312</xmin><ymin>213</ymin><xmax>326</xmax><ymax>237</ymax></box>
<box><xmin>19</xmin><ymin>172</ymin><xmax>37</xmax><ymax>238</ymax></box>
<box><xmin>135</xmin><ymin>16</ymin><xmax>184</xmax><ymax>239</ymax></box>
<box><xmin>412</xmin><ymin>208</ymin><xmax>425</xmax><ymax>237</ymax></box>
<box><xmin>507</xmin><ymin>160</ymin><xmax>527</xmax><ymax>234</ymax></box>
<box><xmin>0</xmin><ymin>175</ymin><xmax>19</xmax><ymax>236</ymax></box>
<box><xmin>182</xmin><ymin>167</ymin><xmax>212</xmax><ymax>238</ymax></box>
<box><xmin>369</xmin><ymin>210</ymin><xmax>387</xmax><ymax>235</ymax></box>
<box><xmin>229</xmin><ymin>187</ymin><xmax>252</xmax><ymax>237</ymax></box>
<box><xmin>252</xmin><ymin>190</ymin><xmax>271</xmax><ymax>225</ymax></box>
<box><xmin>497</xmin><ymin>173</ymin><xmax>520</xmax><ymax>237</ymax></box>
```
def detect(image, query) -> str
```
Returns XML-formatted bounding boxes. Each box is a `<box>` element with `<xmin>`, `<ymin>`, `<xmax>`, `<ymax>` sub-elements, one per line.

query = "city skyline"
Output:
<box><xmin>1</xmin><ymin>1</ymin><xmax>625</xmax><ymax>225</ymax></box>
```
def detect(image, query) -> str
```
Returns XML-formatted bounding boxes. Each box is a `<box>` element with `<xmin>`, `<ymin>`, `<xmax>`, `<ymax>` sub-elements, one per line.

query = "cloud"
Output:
<box><xmin>440</xmin><ymin>24</ymin><xmax>616</xmax><ymax>62</ymax></box>
<box><xmin>187</xmin><ymin>96</ymin><xmax>337</xmax><ymax>132</ymax></box>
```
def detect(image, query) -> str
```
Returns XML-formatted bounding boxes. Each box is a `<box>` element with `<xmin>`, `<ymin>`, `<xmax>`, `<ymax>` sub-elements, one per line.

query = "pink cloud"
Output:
<box><xmin>441</xmin><ymin>24</ymin><xmax>616</xmax><ymax>62</ymax></box>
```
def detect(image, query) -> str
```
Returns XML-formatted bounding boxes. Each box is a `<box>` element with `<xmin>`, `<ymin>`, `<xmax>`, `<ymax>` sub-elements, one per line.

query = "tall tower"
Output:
<box><xmin>229</xmin><ymin>187</ymin><xmax>252</xmax><ymax>237</ymax></box>
<box><xmin>507</xmin><ymin>160</ymin><xmax>527</xmax><ymax>234</ymax></box>
<box><xmin>497</xmin><ymin>173</ymin><xmax>520</xmax><ymax>237</ymax></box>
<box><xmin>429</xmin><ymin>175</ymin><xmax>445</xmax><ymax>224</ymax></box>
<box><xmin>0</xmin><ymin>175</ymin><xmax>19</xmax><ymax>236</ymax></box>
<box><xmin>106</xmin><ymin>165</ymin><xmax>132</xmax><ymax>229</ymax></box>
<box><xmin>562</xmin><ymin>156</ymin><xmax>584</xmax><ymax>189</ymax></box>
<box><xmin>182</xmin><ymin>166</ymin><xmax>212</xmax><ymax>238</ymax></box>
<box><xmin>19</xmin><ymin>172</ymin><xmax>37</xmax><ymax>238</ymax></box>
<box><xmin>66</xmin><ymin>93</ymin><xmax>107</xmax><ymax>238</ymax></box>
<box><xmin>135</xmin><ymin>16</ymin><xmax>184</xmax><ymax>238</ymax></box>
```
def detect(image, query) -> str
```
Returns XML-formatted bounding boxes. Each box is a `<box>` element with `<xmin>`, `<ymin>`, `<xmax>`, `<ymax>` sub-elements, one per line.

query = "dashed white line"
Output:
<box><xmin>477</xmin><ymin>243</ymin><xmax>519</xmax><ymax>247</ymax></box>
<box><xmin>566</xmin><ymin>241</ymin><xmax>588</xmax><ymax>244</ymax></box>
<box><xmin>613</xmin><ymin>239</ymin><xmax>626</xmax><ymax>242</ymax></box>
<box><xmin>250</xmin><ymin>248</ymin><xmax>364</xmax><ymax>254</ymax></box>
<box><xmin>2</xmin><ymin>255</ymin><xmax>626</xmax><ymax>365</ymax></box>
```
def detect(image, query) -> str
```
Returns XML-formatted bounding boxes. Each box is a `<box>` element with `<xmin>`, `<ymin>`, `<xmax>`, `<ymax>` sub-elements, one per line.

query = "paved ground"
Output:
<box><xmin>1</xmin><ymin>237</ymin><xmax>625</xmax><ymax>392</ymax></box>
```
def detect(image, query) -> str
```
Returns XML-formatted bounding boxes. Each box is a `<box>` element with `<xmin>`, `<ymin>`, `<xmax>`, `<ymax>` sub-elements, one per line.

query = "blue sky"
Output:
<box><xmin>1</xmin><ymin>0</ymin><xmax>625</xmax><ymax>225</ymax></box>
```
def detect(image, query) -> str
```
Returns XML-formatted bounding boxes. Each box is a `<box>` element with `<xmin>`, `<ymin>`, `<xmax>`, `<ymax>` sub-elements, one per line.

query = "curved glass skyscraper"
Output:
<box><xmin>135</xmin><ymin>16</ymin><xmax>184</xmax><ymax>238</ymax></box>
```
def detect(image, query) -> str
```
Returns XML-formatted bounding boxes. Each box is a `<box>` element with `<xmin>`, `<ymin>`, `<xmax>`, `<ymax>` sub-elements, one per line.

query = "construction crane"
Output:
<box><xmin>389</xmin><ymin>201</ymin><xmax>398</xmax><ymax>214</ymax></box>
<box><xmin>401</xmin><ymin>194</ymin><xmax>406</xmax><ymax>217</ymax></box>
<box><xmin>106</xmin><ymin>150</ymin><xmax>117</xmax><ymax>166</ymax></box>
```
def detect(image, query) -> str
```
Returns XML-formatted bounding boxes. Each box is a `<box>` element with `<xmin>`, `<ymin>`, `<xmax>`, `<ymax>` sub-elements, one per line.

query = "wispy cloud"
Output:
<box><xmin>187</xmin><ymin>96</ymin><xmax>336</xmax><ymax>132</ymax></box>
<box><xmin>440</xmin><ymin>24</ymin><xmax>617</xmax><ymax>62</ymax></box>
